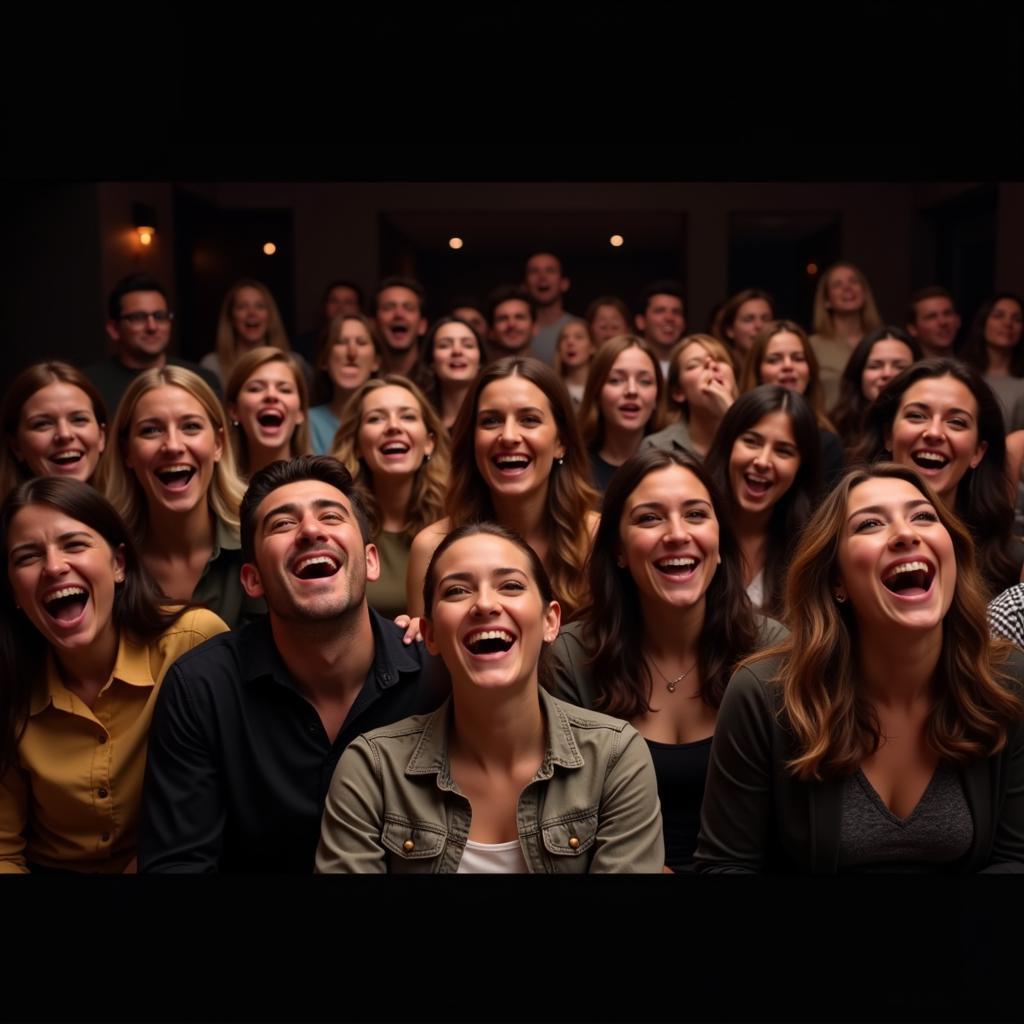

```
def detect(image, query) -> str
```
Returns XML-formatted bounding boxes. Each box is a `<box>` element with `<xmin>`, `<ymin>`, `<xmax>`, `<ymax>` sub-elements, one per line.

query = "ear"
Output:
<box><xmin>635</xmin><ymin>313</ymin><xmax>646</xmax><ymax>334</ymax></box>
<box><xmin>542</xmin><ymin>600</ymin><xmax>562</xmax><ymax>644</ymax></box>
<box><xmin>970</xmin><ymin>439</ymin><xmax>988</xmax><ymax>470</ymax></box>
<box><xmin>9</xmin><ymin>436</ymin><xmax>24</xmax><ymax>463</ymax></box>
<box><xmin>422</xmin><ymin>615</ymin><xmax>439</xmax><ymax>656</ymax></box>
<box><xmin>240</xmin><ymin>561</ymin><xmax>264</xmax><ymax>599</ymax></box>
<box><xmin>96</xmin><ymin>425</ymin><xmax>107</xmax><ymax>456</ymax></box>
<box><xmin>371</xmin><ymin>354</ymin><xmax>382</xmax><ymax>373</ymax></box>
<box><xmin>559</xmin><ymin>277</ymin><xmax>570</xmax><ymax>297</ymax></box>
<box><xmin>227</xmin><ymin>402</ymin><xmax>239</xmax><ymax>425</ymax></box>
<box><xmin>416</xmin><ymin>317</ymin><xmax>428</xmax><ymax>339</ymax></box>
<box><xmin>105</xmin><ymin>320</ymin><xmax>120</xmax><ymax>345</ymax></box>
<box><xmin>364</xmin><ymin>542</ymin><xmax>380</xmax><ymax>584</ymax></box>
<box><xmin>670</xmin><ymin>386</ymin><xmax>687</xmax><ymax>406</ymax></box>
<box><xmin>424</xmin><ymin>432</ymin><xmax>436</xmax><ymax>460</ymax></box>
<box><xmin>112</xmin><ymin>544</ymin><xmax>126</xmax><ymax>583</ymax></box>
<box><xmin>554</xmin><ymin>433</ymin><xmax>566</xmax><ymax>461</ymax></box>
<box><xmin>882</xmin><ymin>424</ymin><xmax>893</xmax><ymax>454</ymax></box>
<box><xmin>906</xmin><ymin>323</ymin><xmax>919</xmax><ymax>339</ymax></box>
<box><xmin>213</xmin><ymin>426</ymin><xmax>224</xmax><ymax>464</ymax></box>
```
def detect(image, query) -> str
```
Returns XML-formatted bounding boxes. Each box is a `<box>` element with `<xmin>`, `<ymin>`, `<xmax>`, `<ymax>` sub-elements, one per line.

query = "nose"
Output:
<box><xmin>472</xmin><ymin>583</ymin><xmax>501</xmax><ymax>616</ymax></box>
<box><xmin>43</xmin><ymin>545</ymin><xmax>69</xmax><ymax>577</ymax></box>
<box><xmin>54</xmin><ymin>418</ymin><xmax>74</xmax><ymax>442</ymax></box>
<box><xmin>889</xmin><ymin>515</ymin><xmax>922</xmax><ymax>549</ymax></box>
<box><xmin>623</xmin><ymin>375</ymin><xmax>639</xmax><ymax>396</ymax></box>
<box><xmin>499</xmin><ymin>415</ymin><xmax>520</xmax><ymax>445</ymax></box>
<box><xmin>923</xmin><ymin>416</ymin><xmax>945</xmax><ymax>442</ymax></box>
<box><xmin>297</xmin><ymin>510</ymin><xmax>328</xmax><ymax>543</ymax></box>
<box><xmin>162</xmin><ymin>427</ymin><xmax>185</xmax><ymax>452</ymax></box>
<box><xmin>664</xmin><ymin>512</ymin><xmax>691</xmax><ymax>543</ymax></box>
<box><xmin>753</xmin><ymin>444</ymin><xmax>772</xmax><ymax>467</ymax></box>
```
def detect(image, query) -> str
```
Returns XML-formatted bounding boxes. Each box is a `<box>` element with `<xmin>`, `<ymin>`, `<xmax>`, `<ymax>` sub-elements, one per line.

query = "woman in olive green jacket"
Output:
<box><xmin>316</xmin><ymin>523</ymin><xmax>665</xmax><ymax>874</ymax></box>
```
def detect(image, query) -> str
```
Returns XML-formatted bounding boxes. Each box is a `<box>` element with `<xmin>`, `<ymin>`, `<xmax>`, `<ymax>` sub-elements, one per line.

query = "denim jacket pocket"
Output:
<box><xmin>541</xmin><ymin>808</ymin><xmax>599</xmax><ymax>859</ymax></box>
<box><xmin>381</xmin><ymin>816</ymin><xmax>447</xmax><ymax>865</ymax></box>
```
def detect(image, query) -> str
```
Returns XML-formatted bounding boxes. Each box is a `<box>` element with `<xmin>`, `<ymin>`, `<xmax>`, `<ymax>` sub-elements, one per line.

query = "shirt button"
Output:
<box><xmin>97</xmin><ymin>788</ymin><xmax>108</xmax><ymax>799</ymax></box>
<box><xmin>568</xmin><ymin>837</ymin><xmax>580</xmax><ymax>850</ymax></box>
<box><xmin>403</xmin><ymin>839</ymin><xmax>415</xmax><ymax>852</ymax></box>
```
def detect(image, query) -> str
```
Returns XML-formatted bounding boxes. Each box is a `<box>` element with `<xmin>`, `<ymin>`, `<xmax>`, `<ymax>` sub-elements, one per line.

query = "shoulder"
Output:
<box><xmin>754</xmin><ymin>615</ymin><xmax>789</xmax><ymax>648</ymax></box>
<box><xmin>411</xmin><ymin>518</ymin><xmax>450</xmax><ymax>554</ymax></box>
<box><xmin>723</xmin><ymin>653</ymin><xmax>786</xmax><ymax>711</ymax></box>
<box><xmin>160</xmin><ymin>620</ymin><xmax>248</xmax><ymax>686</ymax></box>
<box><xmin>552</xmin><ymin>694</ymin><xmax>630</xmax><ymax>735</ymax></box>
<box><xmin>162</xmin><ymin>607</ymin><xmax>230</xmax><ymax>644</ymax></box>
<box><xmin>551</xmin><ymin>619</ymin><xmax>589</xmax><ymax>656</ymax></box>
<box><xmin>643</xmin><ymin>420</ymin><xmax>691</xmax><ymax>452</ymax></box>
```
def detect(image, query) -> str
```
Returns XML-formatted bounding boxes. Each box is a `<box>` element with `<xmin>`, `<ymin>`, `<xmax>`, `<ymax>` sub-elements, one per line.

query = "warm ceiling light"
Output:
<box><xmin>263</xmin><ymin>242</ymin><xmax>277</xmax><ymax>256</ymax></box>
<box><xmin>609</xmin><ymin>234</ymin><xmax>624</xmax><ymax>247</ymax></box>
<box><xmin>448</xmin><ymin>237</ymin><xmax>464</xmax><ymax>250</ymax></box>
<box><xmin>806</xmin><ymin>262</ymin><xmax>819</xmax><ymax>275</ymax></box>
<box><xmin>137</xmin><ymin>228</ymin><xmax>154</xmax><ymax>246</ymax></box>
<box><xmin>132</xmin><ymin>201</ymin><xmax>157</xmax><ymax>248</ymax></box>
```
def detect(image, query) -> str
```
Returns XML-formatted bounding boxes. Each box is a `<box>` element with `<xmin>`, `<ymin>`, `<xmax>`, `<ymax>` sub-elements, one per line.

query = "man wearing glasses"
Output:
<box><xmin>84</xmin><ymin>273</ymin><xmax>222</xmax><ymax>413</ymax></box>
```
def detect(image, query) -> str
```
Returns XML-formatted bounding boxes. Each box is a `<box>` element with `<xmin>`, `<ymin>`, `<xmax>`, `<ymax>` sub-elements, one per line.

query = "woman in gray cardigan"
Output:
<box><xmin>696</xmin><ymin>464</ymin><xmax>1024</xmax><ymax>873</ymax></box>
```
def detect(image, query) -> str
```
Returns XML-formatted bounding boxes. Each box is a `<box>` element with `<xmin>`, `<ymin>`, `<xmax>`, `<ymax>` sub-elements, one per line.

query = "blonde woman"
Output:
<box><xmin>332</xmin><ymin>375</ymin><xmax>450</xmax><ymax>619</ymax></box>
<box><xmin>225</xmin><ymin>347</ymin><xmax>312</xmax><ymax>479</ymax></box>
<box><xmin>94</xmin><ymin>366</ymin><xmax>259</xmax><ymax>628</ymax></box>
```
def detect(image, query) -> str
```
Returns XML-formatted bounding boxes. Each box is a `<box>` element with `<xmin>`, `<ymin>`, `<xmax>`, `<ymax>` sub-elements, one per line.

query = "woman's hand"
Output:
<box><xmin>393</xmin><ymin>615</ymin><xmax>424</xmax><ymax>645</ymax></box>
<box><xmin>699</xmin><ymin>365</ymin><xmax>735</xmax><ymax>417</ymax></box>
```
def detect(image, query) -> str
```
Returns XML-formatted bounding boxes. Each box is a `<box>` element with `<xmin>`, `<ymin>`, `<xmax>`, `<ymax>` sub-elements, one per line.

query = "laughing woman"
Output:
<box><xmin>316</xmin><ymin>523</ymin><xmax>665</xmax><ymax>873</ymax></box>
<box><xmin>94</xmin><ymin>366</ymin><xmax>259</xmax><ymax>628</ymax></box>
<box><xmin>695</xmin><ymin>464</ymin><xmax>1024</xmax><ymax>873</ymax></box>
<box><xmin>331</xmin><ymin>376</ymin><xmax>449</xmax><ymax>619</ymax></box>
<box><xmin>0</xmin><ymin>477</ymin><xmax>227</xmax><ymax>873</ymax></box>
<box><xmin>225</xmin><ymin>347</ymin><xmax>312</xmax><ymax>479</ymax></box>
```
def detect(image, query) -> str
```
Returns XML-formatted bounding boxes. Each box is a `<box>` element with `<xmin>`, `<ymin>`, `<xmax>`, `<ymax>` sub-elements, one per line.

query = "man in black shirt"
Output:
<box><xmin>138</xmin><ymin>455</ymin><xmax>448</xmax><ymax>873</ymax></box>
<box><xmin>84</xmin><ymin>273</ymin><xmax>221</xmax><ymax>415</ymax></box>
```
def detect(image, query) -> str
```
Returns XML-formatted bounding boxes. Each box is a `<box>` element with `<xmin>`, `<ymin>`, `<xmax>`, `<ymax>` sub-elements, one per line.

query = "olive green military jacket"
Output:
<box><xmin>315</xmin><ymin>688</ymin><xmax>665</xmax><ymax>874</ymax></box>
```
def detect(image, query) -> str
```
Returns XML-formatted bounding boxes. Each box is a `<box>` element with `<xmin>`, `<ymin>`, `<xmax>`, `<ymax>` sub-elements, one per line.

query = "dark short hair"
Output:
<box><xmin>372</xmin><ymin>276</ymin><xmax>426</xmax><ymax>314</ymax></box>
<box><xmin>907</xmin><ymin>285</ymin><xmax>956</xmax><ymax>326</ymax></box>
<box><xmin>487</xmin><ymin>284</ymin><xmax>537</xmax><ymax>324</ymax></box>
<box><xmin>240</xmin><ymin>455</ymin><xmax>371</xmax><ymax>563</ymax></box>
<box><xmin>107</xmin><ymin>273</ymin><xmax>170</xmax><ymax>321</ymax></box>
<box><xmin>525</xmin><ymin>251</ymin><xmax>566</xmax><ymax>277</ymax></box>
<box><xmin>639</xmin><ymin>279</ymin><xmax>685</xmax><ymax>313</ymax></box>
<box><xmin>322</xmin><ymin>279</ymin><xmax>364</xmax><ymax>310</ymax></box>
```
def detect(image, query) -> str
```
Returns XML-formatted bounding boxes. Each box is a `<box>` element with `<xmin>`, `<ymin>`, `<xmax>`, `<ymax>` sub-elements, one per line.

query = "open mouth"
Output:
<box><xmin>911</xmin><ymin>451</ymin><xmax>949</xmax><ymax>471</ymax></box>
<box><xmin>463</xmin><ymin>628</ymin><xmax>516</xmax><ymax>656</ymax></box>
<box><xmin>619</xmin><ymin>403</ymin><xmax>642</xmax><ymax>415</ymax></box>
<box><xmin>42</xmin><ymin>585</ymin><xmax>88</xmax><ymax>624</ymax></box>
<box><xmin>493</xmin><ymin>454</ymin><xmax>531</xmax><ymax>473</ymax></box>
<box><xmin>380</xmin><ymin>441</ymin><xmax>410</xmax><ymax>457</ymax></box>
<box><xmin>654</xmin><ymin>556</ymin><xmax>698</xmax><ymax>579</ymax></box>
<box><xmin>257</xmin><ymin>409</ymin><xmax>285</xmax><ymax>428</ymax></box>
<box><xmin>743</xmin><ymin>473</ymin><xmax>772</xmax><ymax>497</ymax></box>
<box><xmin>155</xmin><ymin>465</ymin><xmax>197</xmax><ymax>490</ymax></box>
<box><xmin>292</xmin><ymin>554</ymin><xmax>341</xmax><ymax>580</ymax></box>
<box><xmin>389</xmin><ymin>323</ymin><xmax>409</xmax><ymax>339</ymax></box>
<box><xmin>881</xmin><ymin>560</ymin><xmax>935</xmax><ymax>597</ymax></box>
<box><xmin>50</xmin><ymin>450</ymin><xmax>85</xmax><ymax>467</ymax></box>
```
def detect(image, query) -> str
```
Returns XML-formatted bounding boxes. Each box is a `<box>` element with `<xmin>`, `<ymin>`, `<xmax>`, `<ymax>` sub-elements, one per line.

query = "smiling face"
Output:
<box><xmin>376</xmin><ymin>286</ymin><xmax>425</xmax><ymax>352</ymax></box>
<box><xmin>861</xmin><ymin>338</ymin><xmax>915</xmax><ymax>402</ymax></box>
<box><xmin>600</xmin><ymin>345</ymin><xmax>659</xmax><ymax>436</ymax></box>
<box><xmin>7</xmin><ymin>504</ymin><xmax>124</xmax><ymax>655</ymax></box>
<box><xmin>124</xmin><ymin>386</ymin><xmax>223</xmax><ymax>517</ymax></box>
<box><xmin>230</xmin><ymin>286</ymin><xmax>270</xmax><ymax>348</ymax></box>
<box><xmin>108</xmin><ymin>290</ymin><xmax>172</xmax><ymax>366</ymax></box>
<box><xmin>637</xmin><ymin>293</ymin><xmax>685</xmax><ymax>350</ymax></box>
<box><xmin>423</xmin><ymin>532</ymin><xmax>560</xmax><ymax>692</ymax></box>
<box><xmin>825</xmin><ymin>266</ymin><xmax>865</xmax><ymax>314</ymax></box>
<box><xmin>230</xmin><ymin>360</ymin><xmax>305</xmax><ymax>458</ymax></box>
<box><xmin>491</xmin><ymin>299</ymin><xmax>535</xmax><ymax>353</ymax></box>
<box><xmin>727</xmin><ymin>410</ymin><xmax>801</xmax><ymax>518</ymax></box>
<box><xmin>591</xmin><ymin>304</ymin><xmax>630</xmax><ymax>345</ymax></box>
<box><xmin>983</xmin><ymin>297</ymin><xmax>1024</xmax><ymax>351</ymax></box>
<box><xmin>12</xmin><ymin>381</ymin><xmax>105</xmax><ymax>482</ymax></box>
<box><xmin>910</xmin><ymin>296</ymin><xmax>960</xmax><ymax>352</ymax></box>
<box><xmin>432</xmin><ymin>322</ymin><xmax>481</xmax><ymax>385</ymax></box>
<box><xmin>886</xmin><ymin>375</ymin><xmax>987</xmax><ymax>507</ymax></box>
<box><xmin>619</xmin><ymin>465</ymin><xmax>720</xmax><ymax>617</ymax></box>
<box><xmin>241</xmin><ymin>479</ymin><xmax>379</xmax><ymax>622</ymax></box>
<box><xmin>557</xmin><ymin>322</ymin><xmax>595</xmax><ymax>369</ymax></box>
<box><xmin>759</xmin><ymin>331</ymin><xmax>810</xmax><ymax>394</ymax></box>
<box><xmin>835</xmin><ymin>477</ymin><xmax>956</xmax><ymax>635</ymax></box>
<box><xmin>327</xmin><ymin>318</ymin><xmax>379</xmax><ymax>394</ymax></box>
<box><xmin>356</xmin><ymin>385</ymin><xmax>435</xmax><ymax>480</ymax></box>
<box><xmin>726</xmin><ymin>298</ymin><xmax>773</xmax><ymax>354</ymax></box>
<box><xmin>674</xmin><ymin>341</ymin><xmax>737</xmax><ymax>409</ymax></box>
<box><xmin>473</xmin><ymin>375</ymin><xmax>564</xmax><ymax>502</ymax></box>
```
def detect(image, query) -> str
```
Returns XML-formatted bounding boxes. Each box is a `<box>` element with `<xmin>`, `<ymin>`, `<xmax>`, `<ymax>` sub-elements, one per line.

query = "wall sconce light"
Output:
<box><xmin>133</xmin><ymin>202</ymin><xmax>157</xmax><ymax>246</ymax></box>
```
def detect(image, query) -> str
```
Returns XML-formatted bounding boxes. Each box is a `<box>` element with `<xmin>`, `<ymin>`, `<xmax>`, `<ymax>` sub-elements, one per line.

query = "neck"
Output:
<box><xmin>145</xmin><ymin>502</ymin><xmax>214</xmax><ymax>556</ymax></box>
<box><xmin>491</xmin><ymin>342</ymin><xmax>534</xmax><ymax>362</ymax></box>
<box><xmin>564</xmin><ymin>364</ymin><xmax>589</xmax><ymax>388</ymax></box>
<box><xmin>329</xmin><ymin>387</ymin><xmax>356</xmax><ymax>419</ymax></box>
<box><xmin>384</xmin><ymin>346</ymin><xmax>418</xmax><ymax>377</ymax></box>
<box><xmin>599</xmin><ymin>425</ymin><xmax>644</xmax><ymax>467</ymax></box>
<box><xmin>686</xmin><ymin>406</ymin><xmax>720</xmax><ymax>455</ymax></box>
<box><xmin>496</xmin><ymin>492</ymin><xmax>548</xmax><ymax>550</ymax></box>
<box><xmin>450</xmin><ymin>679</ymin><xmax>545</xmax><ymax>770</ymax></box>
<box><xmin>120</xmin><ymin>349</ymin><xmax>167</xmax><ymax>372</ymax></box>
<box><xmin>440</xmin><ymin>382</ymin><xmax>471</xmax><ymax>429</ymax></box>
<box><xmin>270</xmin><ymin>603</ymin><xmax>375</xmax><ymax>698</ymax></box>
<box><xmin>646</xmin><ymin>338</ymin><xmax>675</xmax><ymax>364</ymax></box>
<box><xmin>986</xmin><ymin>344</ymin><xmax>1012</xmax><ymax>375</ymax></box>
<box><xmin>54</xmin><ymin>625</ymin><xmax>119</xmax><ymax>689</ymax></box>
<box><xmin>373</xmin><ymin>471</ymin><xmax>414</xmax><ymax>532</ymax></box>
<box><xmin>832</xmin><ymin>312</ymin><xmax>863</xmax><ymax>345</ymax></box>
<box><xmin>534</xmin><ymin>302</ymin><xmax>564</xmax><ymax>327</ymax></box>
<box><xmin>856</xmin><ymin>623</ymin><xmax>942</xmax><ymax>708</ymax></box>
<box><xmin>640</xmin><ymin>596</ymin><xmax>704</xmax><ymax>664</ymax></box>
<box><xmin>249</xmin><ymin>440</ymin><xmax>292</xmax><ymax>476</ymax></box>
<box><xmin>733</xmin><ymin>510</ymin><xmax>770</xmax><ymax>583</ymax></box>
<box><xmin>920</xmin><ymin>342</ymin><xmax>951</xmax><ymax>361</ymax></box>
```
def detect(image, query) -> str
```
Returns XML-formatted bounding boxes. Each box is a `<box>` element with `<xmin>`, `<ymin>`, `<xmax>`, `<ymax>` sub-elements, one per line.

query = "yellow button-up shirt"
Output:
<box><xmin>0</xmin><ymin>608</ymin><xmax>228</xmax><ymax>873</ymax></box>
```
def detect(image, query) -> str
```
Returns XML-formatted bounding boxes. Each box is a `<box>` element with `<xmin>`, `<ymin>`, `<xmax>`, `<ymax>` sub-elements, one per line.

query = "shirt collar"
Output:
<box><xmin>210</xmin><ymin>515</ymin><xmax>241</xmax><ymax>562</ymax></box>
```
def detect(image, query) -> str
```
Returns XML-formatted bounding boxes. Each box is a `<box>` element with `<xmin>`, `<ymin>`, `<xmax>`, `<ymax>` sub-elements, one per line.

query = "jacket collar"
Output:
<box><xmin>404</xmin><ymin>687</ymin><xmax>585</xmax><ymax>791</ymax></box>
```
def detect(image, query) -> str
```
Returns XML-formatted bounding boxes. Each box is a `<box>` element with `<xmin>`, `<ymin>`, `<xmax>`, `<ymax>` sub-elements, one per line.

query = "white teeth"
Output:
<box><xmin>51</xmin><ymin>451</ymin><xmax>83</xmax><ymax>463</ymax></box>
<box><xmin>44</xmin><ymin>586</ymin><xmax>87</xmax><ymax>604</ymax></box>
<box><xmin>381</xmin><ymin>443</ymin><xmax>409</xmax><ymax>454</ymax></box>
<box><xmin>884</xmin><ymin>560</ymin><xmax>930</xmax><ymax>580</ymax></box>
<box><xmin>295</xmin><ymin>555</ymin><xmax>338</xmax><ymax>573</ymax></box>
<box><xmin>159</xmin><ymin>464</ymin><xmax>193</xmax><ymax>473</ymax></box>
<box><xmin>467</xmin><ymin>630</ymin><xmax>515</xmax><ymax>643</ymax></box>
<box><xmin>495</xmin><ymin>455</ymin><xmax>529</xmax><ymax>466</ymax></box>
<box><xmin>658</xmin><ymin>558</ymin><xmax>696</xmax><ymax>568</ymax></box>
<box><xmin>915</xmin><ymin>452</ymin><xmax>947</xmax><ymax>464</ymax></box>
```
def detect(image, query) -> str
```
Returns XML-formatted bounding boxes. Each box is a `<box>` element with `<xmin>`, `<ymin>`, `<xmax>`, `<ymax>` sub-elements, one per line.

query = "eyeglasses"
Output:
<box><xmin>119</xmin><ymin>311</ymin><xmax>174</xmax><ymax>325</ymax></box>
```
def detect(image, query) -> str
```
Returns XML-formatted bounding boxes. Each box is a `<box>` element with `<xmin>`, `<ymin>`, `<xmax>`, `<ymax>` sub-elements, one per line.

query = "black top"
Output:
<box><xmin>588</xmin><ymin>448</ymin><xmax>620</xmax><ymax>494</ymax></box>
<box><xmin>819</xmin><ymin>428</ymin><xmax>845</xmax><ymax>492</ymax></box>
<box><xmin>83</xmin><ymin>354</ymin><xmax>222</xmax><ymax>418</ymax></box>
<box><xmin>646</xmin><ymin>737</ymin><xmax>712</xmax><ymax>872</ymax></box>
<box><xmin>138</xmin><ymin>610</ymin><xmax>449</xmax><ymax>874</ymax></box>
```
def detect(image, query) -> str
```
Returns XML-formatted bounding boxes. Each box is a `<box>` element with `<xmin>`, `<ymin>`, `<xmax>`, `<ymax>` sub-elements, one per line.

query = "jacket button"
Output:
<box><xmin>97</xmin><ymin>788</ymin><xmax>108</xmax><ymax>799</ymax></box>
<box><xmin>568</xmin><ymin>836</ymin><xmax>580</xmax><ymax>850</ymax></box>
<box><xmin>403</xmin><ymin>839</ymin><xmax>415</xmax><ymax>852</ymax></box>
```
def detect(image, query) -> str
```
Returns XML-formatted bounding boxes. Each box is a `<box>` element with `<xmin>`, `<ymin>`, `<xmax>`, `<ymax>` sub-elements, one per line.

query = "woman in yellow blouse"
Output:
<box><xmin>0</xmin><ymin>477</ymin><xmax>227</xmax><ymax>873</ymax></box>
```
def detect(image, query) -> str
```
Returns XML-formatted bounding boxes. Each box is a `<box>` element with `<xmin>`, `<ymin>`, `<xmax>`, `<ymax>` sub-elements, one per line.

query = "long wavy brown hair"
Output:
<box><xmin>811</xmin><ymin>262</ymin><xmax>884</xmax><ymax>341</ymax></box>
<box><xmin>743</xmin><ymin>463</ymin><xmax>1023</xmax><ymax>781</ymax></box>
<box><xmin>331</xmin><ymin>375</ymin><xmax>450</xmax><ymax>543</ymax></box>
<box><xmin>446</xmin><ymin>356</ymin><xmax>597</xmax><ymax>617</ymax></box>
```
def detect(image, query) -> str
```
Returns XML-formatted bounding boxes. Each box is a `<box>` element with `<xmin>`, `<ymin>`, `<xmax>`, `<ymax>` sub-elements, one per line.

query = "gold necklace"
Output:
<box><xmin>648</xmin><ymin>656</ymin><xmax>698</xmax><ymax>693</ymax></box>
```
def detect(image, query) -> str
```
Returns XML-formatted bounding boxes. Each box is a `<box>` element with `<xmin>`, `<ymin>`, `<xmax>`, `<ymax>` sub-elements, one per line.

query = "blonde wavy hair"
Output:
<box><xmin>224</xmin><ymin>347</ymin><xmax>312</xmax><ymax>477</ymax></box>
<box><xmin>811</xmin><ymin>262</ymin><xmax>883</xmax><ymax>340</ymax></box>
<box><xmin>94</xmin><ymin>366</ymin><xmax>246</xmax><ymax>540</ymax></box>
<box><xmin>330</xmin><ymin>375</ymin><xmax>450</xmax><ymax>543</ymax></box>
<box><xmin>214</xmin><ymin>279</ymin><xmax>290</xmax><ymax>381</ymax></box>
<box><xmin>742</xmin><ymin>463</ymin><xmax>1023</xmax><ymax>782</ymax></box>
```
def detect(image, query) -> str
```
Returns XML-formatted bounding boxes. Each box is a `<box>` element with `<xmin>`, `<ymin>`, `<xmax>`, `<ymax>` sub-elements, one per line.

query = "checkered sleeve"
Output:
<box><xmin>988</xmin><ymin>584</ymin><xmax>1024</xmax><ymax>647</ymax></box>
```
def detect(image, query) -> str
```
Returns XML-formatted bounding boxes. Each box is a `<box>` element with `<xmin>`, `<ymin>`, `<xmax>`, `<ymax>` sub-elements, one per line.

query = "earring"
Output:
<box><xmin>556</xmin><ymin>456</ymin><xmax>564</xmax><ymax>466</ymax></box>
<box><xmin>232</xmin><ymin>420</ymin><xmax>239</xmax><ymax>428</ymax></box>
<box><xmin>834</xmin><ymin>589</ymin><xmax>847</xmax><ymax>604</ymax></box>
<box><xmin>424</xmin><ymin>452</ymin><xmax>431</xmax><ymax>463</ymax></box>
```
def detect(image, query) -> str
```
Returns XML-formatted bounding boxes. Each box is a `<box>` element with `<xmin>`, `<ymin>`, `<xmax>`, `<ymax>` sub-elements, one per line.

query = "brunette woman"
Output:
<box><xmin>578</xmin><ymin>335</ymin><xmax>665</xmax><ymax>493</ymax></box>
<box><xmin>705</xmin><ymin>385</ymin><xmax>822</xmax><ymax>616</ymax></box>
<box><xmin>1</xmin><ymin>362</ymin><xmax>108</xmax><ymax>500</ymax></box>
<box><xmin>94</xmin><ymin>366</ymin><xmax>258</xmax><ymax>628</ymax></box>
<box><xmin>710</xmin><ymin>288</ymin><xmax>775</xmax><ymax>359</ymax></box>
<box><xmin>548</xmin><ymin>447</ymin><xmax>784</xmax><ymax>870</ymax></box>
<box><xmin>554</xmin><ymin>318</ymin><xmax>596</xmax><ymax>406</ymax></box>
<box><xmin>584</xmin><ymin>296</ymin><xmax>632</xmax><ymax>347</ymax></box>
<box><xmin>316</xmin><ymin>523</ymin><xmax>665</xmax><ymax>873</ymax></box>
<box><xmin>855</xmin><ymin>358</ymin><xmax>1021</xmax><ymax>596</ymax></box>
<box><xmin>830</xmin><ymin>326</ymin><xmax>922</xmax><ymax>452</ymax></box>
<box><xmin>308</xmin><ymin>313</ymin><xmax>382</xmax><ymax>453</ymax></box>
<box><xmin>960</xmin><ymin>292</ymin><xmax>1024</xmax><ymax>427</ymax></box>
<box><xmin>406</xmin><ymin>357</ymin><xmax>598</xmax><ymax>621</ymax></box>
<box><xmin>332</xmin><ymin>375</ymin><xmax>450</xmax><ymax>619</ymax></box>
<box><xmin>644</xmin><ymin>335</ymin><xmax>738</xmax><ymax>457</ymax></box>
<box><xmin>225</xmin><ymin>347</ymin><xmax>312</xmax><ymax>479</ymax></box>
<box><xmin>416</xmin><ymin>315</ymin><xmax>484</xmax><ymax>432</ymax></box>
<box><xmin>0</xmin><ymin>477</ymin><xmax>228</xmax><ymax>872</ymax></box>
<box><xmin>695</xmin><ymin>464</ymin><xmax>1024</xmax><ymax>873</ymax></box>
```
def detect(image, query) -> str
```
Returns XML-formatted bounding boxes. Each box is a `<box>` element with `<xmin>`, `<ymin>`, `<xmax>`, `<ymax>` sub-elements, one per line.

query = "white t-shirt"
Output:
<box><xmin>457</xmin><ymin>838</ymin><xmax>530</xmax><ymax>874</ymax></box>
